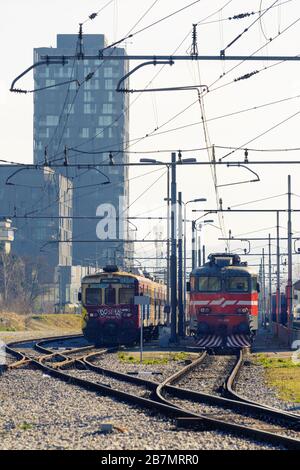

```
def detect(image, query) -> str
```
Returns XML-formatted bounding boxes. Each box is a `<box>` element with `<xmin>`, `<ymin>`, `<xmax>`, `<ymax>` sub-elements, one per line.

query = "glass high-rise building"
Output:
<box><xmin>34</xmin><ymin>34</ymin><xmax>131</xmax><ymax>269</ymax></box>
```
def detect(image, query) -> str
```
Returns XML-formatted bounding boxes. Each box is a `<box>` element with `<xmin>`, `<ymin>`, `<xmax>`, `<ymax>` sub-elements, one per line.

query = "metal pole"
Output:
<box><xmin>178</xmin><ymin>192</ymin><xmax>184</xmax><ymax>337</ymax></box>
<box><xmin>197</xmin><ymin>235</ymin><xmax>201</xmax><ymax>266</ymax></box>
<box><xmin>170</xmin><ymin>153</ymin><xmax>177</xmax><ymax>342</ymax></box>
<box><xmin>183</xmin><ymin>203</ymin><xmax>187</xmax><ymax>325</ymax></box>
<box><xmin>276</xmin><ymin>211</ymin><xmax>281</xmax><ymax>334</ymax></box>
<box><xmin>140</xmin><ymin>305</ymin><xmax>143</xmax><ymax>364</ymax></box>
<box><xmin>268</xmin><ymin>233</ymin><xmax>272</xmax><ymax>326</ymax></box>
<box><xmin>166</xmin><ymin>165</ymin><xmax>170</xmax><ymax>315</ymax></box>
<box><xmin>192</xmin><ymin>220</ymin><xmax>196</xmax><ymax>270</ymax></box>
<box><xmin>202</xmin><ymin>244</ymin><xmax>206</xmax><ymax>265</ymax></box>
<box><xmin>262</xmin><ymin>248</ymin><xmax>266</xmax><ymax>328</ymax></box>
<box><xmin>287</xmin><ymin>175</ymin><xmax>293</xmax><ymax>338</ymax></box>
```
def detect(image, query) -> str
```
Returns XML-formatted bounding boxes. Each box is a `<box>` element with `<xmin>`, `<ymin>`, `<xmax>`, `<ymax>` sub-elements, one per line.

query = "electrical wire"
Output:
<box><xmin>221</xmin><ymin>0</ymin><xmax>280</xmax><ymax>55</ymax></box>
<box><xmin>220</xmin><ymin>108</ymin><xmax>300</xmax><ymax>161</ymax></box>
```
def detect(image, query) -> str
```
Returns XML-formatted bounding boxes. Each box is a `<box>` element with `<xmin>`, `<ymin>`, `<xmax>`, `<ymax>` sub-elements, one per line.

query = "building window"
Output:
<box><xmin>105</xmin><ymin>79</ymin><xmax>113</xmax><ymax>90</ymax></box>
<box><xmin>108</xmin><ymin>91</ymin><xmax>114</xmax><ymax>102</ymax></box>
<box><xmin>64</xmin><ymin>104</ymin><xmax>75</xmax><ymax>114</ymax></box>
<box><xmin>85</xmin><ymin>80</ymin><xmax>99</xmax><ymax>90</ymax></box>
<box><xmin>46</xmin><ymin>115</ymin><xmax>59</xmax><ymax>126</ymax></box>
<box><xmin>80</xmin><ymin>128</ymin><xmax>89</xmax><ymax>138</ymax></box>
<box><xmin>45</xmin><ymin>79</ymin><xmax>55</xmax><ymax>87</ymax></box>
<box><xmin>103</xmin><ymin>103</ymin><xmax>112</xmax><ymax>114</ymax></box>
<box><xmin>98</xmin><ymin>116</ymin><xmax>112</xmax><ymax>126</ymax></box>
<box><xmin>84</xmin><ymin>103</ymin><xmax>96</xmax><ymax>114</ymax></box>
<box><xmin>39</xmin><ymin>128</ymin><xmax>50</xmax><ymax>138</ymax></box>
<box><xmin>104</xmin><ymin>67</ymin><xmax>113</xmax><ymax>78</ymax></box>
<box><xmin>69</xmin><ymin>81</ymin><xmax>77</xmax><ymax>90</ymax></box>
<box><xmin>84</xmin><ymin>91</ymin><xmax>93</xmax><ymax>102</ymax></box>
<box><xmin>39</xmin><ymin>68</ymin><xmax>50</xmax><ymax>78</ymax></box>
<box><xmin>95</xmin><ymin>128</ymin><xmax>104</xmax><ymax>138</ymax></box>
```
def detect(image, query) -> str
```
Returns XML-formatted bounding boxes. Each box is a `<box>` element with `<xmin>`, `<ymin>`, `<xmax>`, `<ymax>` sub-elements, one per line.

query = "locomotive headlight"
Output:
<box><xmin>199</xmin><ymin>307</ymin><xmax>211</xmax><ymax>313</ymax></box>
<box><xmin>236</xmin><ymin>307</ymin><xmax>249</xmax><ymax>314</ymax></box>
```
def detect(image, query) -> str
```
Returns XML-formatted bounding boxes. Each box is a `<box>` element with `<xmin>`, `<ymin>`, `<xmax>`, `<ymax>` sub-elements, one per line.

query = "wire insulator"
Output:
<box><xmin>85</xmin><ymin>72</ymin><xmax>95</xmax><ymax>82</ymax></box>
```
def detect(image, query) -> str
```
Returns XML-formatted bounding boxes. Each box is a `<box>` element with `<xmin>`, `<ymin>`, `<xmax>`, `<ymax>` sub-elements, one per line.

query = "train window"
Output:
<box><xmin>119</xmin><ymin>288</ymin><xmax>135</xmax><ymax>304</ymax></box>
<box><xmin>85</xmin><ymin>288</ymin><xmax>101</xmax><ymax>305</ymax></box>
<box><xmin>198</xmin><ymin>277</ymin><xmax>221</xmax><ymax>292</ymax></box>
<box><xmin>226</xmin><ymin>277</ymin><xmax>249</xmax><ymax>292</ymax></box>
<box><xmin>104</xmin><ymin>286</ymin><xmax>116</xmax><ymax>305</ymax></box>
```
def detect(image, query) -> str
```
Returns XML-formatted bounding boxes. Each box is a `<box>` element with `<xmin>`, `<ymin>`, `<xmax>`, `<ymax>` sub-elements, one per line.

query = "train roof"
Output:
<box><xmin>191</xmin><ymin>265</ymin><xmax>257</xmax><ymax>276</ymax></box>
<box><xmin>81</xmin><ymin>267</ymin><xmax>165</xmax><ymax>288</ymax></box>
<box><xmin>191</xmin><ymin>253</ymin><xmax>257</xmax><ymax>277</ymax></box>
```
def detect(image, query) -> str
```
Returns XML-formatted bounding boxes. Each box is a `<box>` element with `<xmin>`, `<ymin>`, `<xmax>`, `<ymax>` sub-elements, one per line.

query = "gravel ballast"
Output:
<box><xmin>0</xmin><ymin>368</ymin><xmax>281</xmax><ymax>450</ymax></box>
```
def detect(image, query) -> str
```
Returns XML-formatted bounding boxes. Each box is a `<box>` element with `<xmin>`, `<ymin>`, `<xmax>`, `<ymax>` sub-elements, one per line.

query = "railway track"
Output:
<box><xmin>4</xmin><ymin>336</ymin><xmax>300</xmax><ymax>449</ymax></box>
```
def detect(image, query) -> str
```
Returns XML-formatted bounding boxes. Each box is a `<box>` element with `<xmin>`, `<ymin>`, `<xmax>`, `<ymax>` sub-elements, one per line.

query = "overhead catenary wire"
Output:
<box><xmin>46</xmin><ymin>0</ymin><xmax>236</xmax><ymax>162</ymax></box>
<box><xmin>221</xmin><ymin>0</ymin><xmax>280</xmax><ymax>56</ymax></box>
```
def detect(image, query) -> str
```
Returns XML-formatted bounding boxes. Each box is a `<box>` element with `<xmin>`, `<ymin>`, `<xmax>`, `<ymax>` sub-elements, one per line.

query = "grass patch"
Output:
<box><xmin>19</xmin><ymin>421</ymin><xmax>34</xmax><ymax>431</ymax></box>
<box><xmin>118</xmin><ymin>351</ymin><xmax>189</xmax><ymax>365</ymax></box>
<box><xmin>254</xmin><ymin>355</ymin><xmax>300</xmax><ymax>369</ymax></box>
<box><xmin>254</xmin><ymin>354</ymin><xmax>300</xmax><ymax>403</ymax></box>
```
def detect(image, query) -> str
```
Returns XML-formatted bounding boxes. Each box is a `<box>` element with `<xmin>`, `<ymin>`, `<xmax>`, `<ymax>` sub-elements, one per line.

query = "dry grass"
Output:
<box><xmin>0</xmin><ymin>312</ymin><xmax>81</xmax><ymax>333</ymax></box>
<box><xmin>0</xmin><ymin>312</ymin><xmax>27</xmax><ymax>331</ymax></box>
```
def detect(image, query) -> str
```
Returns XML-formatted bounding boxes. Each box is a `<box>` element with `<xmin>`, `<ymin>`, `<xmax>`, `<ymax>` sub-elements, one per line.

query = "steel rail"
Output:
<box><xmin>224</xmin><ymin>349</ymin><xmax>300</xmax><ymax>419</ymax></box>
<box><xmin>5</xmin><ymin>337</ymin><xmax>300</xmax><ymax>449</ymax></box>
<box><xmin>155</xmin><ymin>353</ymin><xmax>300</xmax><ymax>449</ymax></box>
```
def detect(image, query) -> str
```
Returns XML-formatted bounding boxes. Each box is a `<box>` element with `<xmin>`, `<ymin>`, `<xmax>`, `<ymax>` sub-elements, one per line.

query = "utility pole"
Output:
<box><xmin>197</xmin><ymin>235</ymin><xmax>201</xmax><ymax>266</ymax></box>
<box><xmin>287</xmin><ymin>175</ymin><xmax>293</xmax><ymax>338</ymax></box>
<box><xmin>262</xmin><ymin>248</ymin><xmax>266</xmax><ymax>328</ymax></box>
<box><xmin>170</xmin><ymin>153</ymin><xmax>177</xmax><ymax>343</ymax></box>
<box><xmin>192</xmin><ymin>220</ymin><xmax>196</xmax><ymax>270</ymax></box>
<box><xmin>268</xmin><ymin>233</ymin><xmax>272</xmax><ymax>326</ymax></box>
<box><xmin>178</xmin><ymin>192</ymin><xmax>184</xmax><ymax>337</ymax></box>
<box><xmin>166</xmin><ymin>166</ymin><xmax>170</xmax><ymax>310</ymax></box>
<box><xmin>276</xmin><ymin>211</ymin><xmax>281</xmax><ymax>335</ymax></box>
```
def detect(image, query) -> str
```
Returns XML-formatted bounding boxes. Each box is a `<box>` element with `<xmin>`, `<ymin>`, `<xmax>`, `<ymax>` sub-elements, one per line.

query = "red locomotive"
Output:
<box><xmin>80</xmin><ymin>266</ymin><xmax>167</xmax><ymax>345</ymax></box>
<box><xmin>188</xmin><ymin>253</ymin><xmax>259</xmax><ymax>348</ymax></box>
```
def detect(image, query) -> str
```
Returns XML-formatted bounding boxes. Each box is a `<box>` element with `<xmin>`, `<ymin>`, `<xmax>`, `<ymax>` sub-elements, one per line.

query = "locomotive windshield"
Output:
<box><xmin>119</xmin><ymin>287</ymin><xmax>135</xmax><ymax>304</ymax></box>
<box><xmin>85</xmin><ymin>287</ymin><xmax>102</xmax><ymax>305</ymax></box>
<box><xmin>226</xmin><ymin>277</ymin><xmax>249</xmax><ymax>292</ymax></box>
<box><xmin>193</xmin><ymin>276</ymin><xmax>221</xmax><ymax>292</ymax></box>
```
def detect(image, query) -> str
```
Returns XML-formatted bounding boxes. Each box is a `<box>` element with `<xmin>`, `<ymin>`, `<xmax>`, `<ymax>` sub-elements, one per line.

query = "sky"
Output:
<box><xmin>1</xmin><ymin>0</ymin><xmax>300</xmax><ymax>280</ymax></box>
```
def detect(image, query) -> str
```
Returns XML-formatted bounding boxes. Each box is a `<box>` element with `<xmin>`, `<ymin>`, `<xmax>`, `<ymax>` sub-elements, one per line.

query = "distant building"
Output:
<box><xmin>33</xmin><ymin>34</ymin><xmax>131</xmax><ymax>270</ymax></box>
<box><xmin>0</xmin><ymin>166</ymin><xmax>72</xmax><ymax>270</ymax></box>
<box><xmin>0</xmin><ymin>165</ymin><xmax>73</xmax><ymax>311</ymax></box>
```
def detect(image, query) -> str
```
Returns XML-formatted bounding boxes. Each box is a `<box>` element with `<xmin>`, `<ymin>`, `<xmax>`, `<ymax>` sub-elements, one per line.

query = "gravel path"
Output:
<box><xmin>0</xmin><ymin>368</ymin><xmax>282</xmax><ymax>450</ymax></box>
<box><xmin>235</xmin><ymin>358</ymin><xmax>300</xmax><ymax>415</ymax></box>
